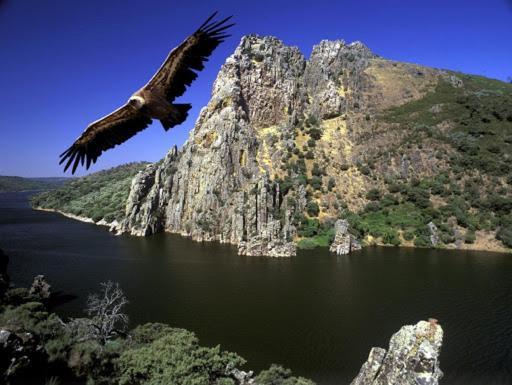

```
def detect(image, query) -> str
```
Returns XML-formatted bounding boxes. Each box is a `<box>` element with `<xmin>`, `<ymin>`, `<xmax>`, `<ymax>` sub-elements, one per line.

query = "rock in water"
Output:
<box><xmin>115</xmin><ymin>33</ymin><xmax>456</xmax><ymax>257</ymax></box>
<box><xmin>28</xmin><ymin>275</ymin><xmax>51</xmax><ymax>300</ymax></box>
<box><xmin>351</xmin><ymin>319</ymin><xmax>443</xmax><ymax>385</ymax></box>
<box><xmin>329</xmin><ymin>219</ymin><xmax>361</xmax><ymax>255</ymax></box>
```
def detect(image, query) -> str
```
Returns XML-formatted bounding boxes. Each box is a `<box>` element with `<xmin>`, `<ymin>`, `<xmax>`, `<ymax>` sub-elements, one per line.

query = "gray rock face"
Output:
<box><xmin>428</xmin><ymin>222</ymin><xmax>440</xmax><ymax>247</ymax></box>
<box><xmin>351</xmin><ymin>319</ymin><xmax>443</xmax><ymax>385</ymax></box>
<box><xmin>329</xmin><ymin>219</ymin><xmax>361</xmax><ymax>255</ymax></box>
<box><xmin>117</xmin><ymin>35</ymin><xmax>375</xmax><ymax>256</ymax></box>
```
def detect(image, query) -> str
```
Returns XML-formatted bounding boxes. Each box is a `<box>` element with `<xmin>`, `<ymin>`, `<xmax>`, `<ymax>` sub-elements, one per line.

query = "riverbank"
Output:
<box><xmin>3</xmin><ymin>191</ymin><xmax>512</xmax><ymax>384</ymax></box>
<box><xmin>34</xmin><ymin>205</ymin><xmax>511</xmax><ymax>256</ymax></box>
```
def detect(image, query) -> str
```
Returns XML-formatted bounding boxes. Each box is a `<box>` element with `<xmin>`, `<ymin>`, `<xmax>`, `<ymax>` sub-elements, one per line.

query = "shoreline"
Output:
<box><xmin>32</xmin><ymin>205</ymin><xmax>511</xmax><ymax>256</ymax></box>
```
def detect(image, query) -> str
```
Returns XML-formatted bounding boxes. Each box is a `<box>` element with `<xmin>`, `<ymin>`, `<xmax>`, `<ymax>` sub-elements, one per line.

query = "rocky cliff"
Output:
<box><xmin>115</xmin><ymin>34</ymin><xmax>512</xmax><ymax>256</ymax></box>
<box><xmin>33</xmin><ymin>34</ymin><xmax>512</xmax><ymax>256</ymax></box>
<box><xmin>351</xmin><ymin>319</ymin><xmax>443</xmax><ymax>385</ymax></box>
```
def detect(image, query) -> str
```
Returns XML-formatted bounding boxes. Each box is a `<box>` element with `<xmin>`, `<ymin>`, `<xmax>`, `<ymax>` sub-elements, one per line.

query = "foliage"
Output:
<box><xmin>117</xmin><ymin>328</ymin><xmax>245</xmax><ymax>385</ymax></box>
<box><xmin>254</xmin><ymin>364</ymin><xmax>315</xmax><ymax>385</ymax></box>
<box><xmin>0</xmin><ymin>279</ymin><xmax>314</xmax><ymax>385</ymax></box>
<box><xmin>366</xmin><ymin>188</ymin><xmax>381</xmax><ymax>201</ymax></box>
<box><xmin>306</xmin><ymin>201</ymin><xmax>320</xmax><ymax>217</ymax></box>
<box><xmin>31</xmin><ymin>163</ymin><xmax>148</xmax><ymax>222</ymax></box>
<box><xmin>0</xmin><ymin>176</ymin><xmax>70</xmax><ymax>193</ymax></box>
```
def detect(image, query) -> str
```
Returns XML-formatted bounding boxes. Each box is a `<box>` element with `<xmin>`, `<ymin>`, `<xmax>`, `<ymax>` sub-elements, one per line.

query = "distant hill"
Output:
<box><xmin>31</xmin><ymin>162</ymin><xmax>149</xmax><ymax>223</ymax></box>
<box><xmin>0</xmin><ymin>176</ymin><xmax>70</xmax><ymax>192</ymax></box>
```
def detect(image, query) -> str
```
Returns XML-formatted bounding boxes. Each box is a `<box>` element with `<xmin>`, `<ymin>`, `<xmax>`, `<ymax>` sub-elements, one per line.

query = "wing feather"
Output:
<box><xmin>59</xmin><ymin>103</ymin><xmax>151</xmax><ymax>174</ymax></box>
<box><xmin>145</xmin><ymin>12</ymin><xmax>234</xmax><ymax>101</ymax></box>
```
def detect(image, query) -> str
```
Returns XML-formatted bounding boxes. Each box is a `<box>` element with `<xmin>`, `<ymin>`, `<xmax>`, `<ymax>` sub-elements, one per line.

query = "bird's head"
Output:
<box><xmin>128</xmin><ymin>95</ymin><xmax>145</xmax><ymax>109</ymax></box>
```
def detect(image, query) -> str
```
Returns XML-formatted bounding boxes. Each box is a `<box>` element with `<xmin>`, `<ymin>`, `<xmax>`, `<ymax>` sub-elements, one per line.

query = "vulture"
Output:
<box><xmin>60</xmin><ymin>12</ymin><xmax>234</xmax><ymax>174</ymax></box>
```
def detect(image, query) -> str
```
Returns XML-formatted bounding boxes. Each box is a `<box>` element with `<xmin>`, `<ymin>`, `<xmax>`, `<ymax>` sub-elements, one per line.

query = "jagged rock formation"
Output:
<box><xmin>329</xmin><ymin>219</ymin><xmax>361</xmax><ymax>255</ymax></box>
<box><xmin>35</xmin><ymin>33</ymin><xmax>512</xmax><ymax>256</ymax></box>
<box><xmin>117</xmin><ymin>34</ymin><xmax>431</xmax><ymax>256</ymax></box>
<box><xmin>351</xmin><ymin>319</ymin><xmax>443</xmax><ymax>385</ymax></box>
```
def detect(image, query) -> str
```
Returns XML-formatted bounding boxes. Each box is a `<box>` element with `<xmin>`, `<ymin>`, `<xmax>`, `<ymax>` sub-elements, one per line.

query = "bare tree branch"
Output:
<box><xmin>67</xmin><ymin>281</ymin><xmax>129</xmax><ymax>344</ymax></box>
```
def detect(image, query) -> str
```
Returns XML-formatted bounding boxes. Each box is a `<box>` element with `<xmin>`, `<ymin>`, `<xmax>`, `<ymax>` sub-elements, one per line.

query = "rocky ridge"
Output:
<box><xmin>116</xmin><ymin>34</ymin><xmax>437</xmax><ymax>256</ymax></box>
<box><xmin>34</xmin><ymin>33</ymin><xmax>512</xmax><ymax>256</ymax></box>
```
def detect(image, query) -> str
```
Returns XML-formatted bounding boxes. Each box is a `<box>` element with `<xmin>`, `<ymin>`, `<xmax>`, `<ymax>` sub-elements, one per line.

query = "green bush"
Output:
<box><xmin>327</xmin><ymin>178</ymin><xmax>336</xmax><ymax>191</ymax></box>
<box><xmin>255</xmin><ymin>364</ymin><xmax>315</xmax><ymax>385</ymax></box>
<box><xmin>465</xmin><ymin>230</ymin><xmax>476</xmax><ymax>244</ymax></box>
<box><xmin>31</xmin><ymin>163</ymin><xmax>148</xmax><ymax>222</ymax></box>
<box><xmin>366</xmin><ymin>188</ymin><xmax>381</xmax><ymax>201</ymax></box>
<box><xmin>309</xmin><ymin>176</ymin><xmax>323</xmax><ymax>190</ymax></box>
<box><xmin>306</xmin><ymin>201</ymin><xmax>320</xmax><ymax>217</ymax></box>
<box><xmin>117</xmin><ymin>328</ymin><xmax>245</xmax><ymax>385</ymax></box>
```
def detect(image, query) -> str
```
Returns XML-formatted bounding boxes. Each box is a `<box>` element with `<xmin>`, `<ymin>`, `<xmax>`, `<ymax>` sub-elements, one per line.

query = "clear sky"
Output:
<box><xmin>1</xmin><ymin>0</ymin><xmax>511</xmax><ymax>177</ymax></box>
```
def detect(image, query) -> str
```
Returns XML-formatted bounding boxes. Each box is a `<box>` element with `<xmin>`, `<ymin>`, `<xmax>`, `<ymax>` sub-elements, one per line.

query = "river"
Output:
<box><xmin>1</xmin><ymin>191</ymin><xmax>511</xmax><ymax>385</ymax></box>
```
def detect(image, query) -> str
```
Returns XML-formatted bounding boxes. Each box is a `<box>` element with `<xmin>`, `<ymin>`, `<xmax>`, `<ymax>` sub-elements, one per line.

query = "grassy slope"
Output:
<box><xmin>0</xmin><ymin>176</ymin><xmax>70</xmax><ymax>192</ymax></box>
<box><xmin>31</xmin><ymin>162</ymin><xmax>148</xmax><ymax>223</ymax></box>
<box><xmin>347</xmin><ymin>74</ymin><xmax>512</xmax><ymax>250</ymax></box>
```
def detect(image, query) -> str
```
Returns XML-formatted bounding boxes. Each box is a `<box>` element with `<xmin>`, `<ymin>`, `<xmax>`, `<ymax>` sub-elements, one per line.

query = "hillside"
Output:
<box><xmin>31</xmin><ymin>163</ymin><xmax>149</xmax><ymax>223</ymax></box>
<box><xmin>0</xmin><ymin>176</ymin><xmax>69</xmax><ymax>192</ymax></box>
<box><xmin>33</xmin><ymin>35</ymin><xmax>512</xmax><ymax>256</ymax></box>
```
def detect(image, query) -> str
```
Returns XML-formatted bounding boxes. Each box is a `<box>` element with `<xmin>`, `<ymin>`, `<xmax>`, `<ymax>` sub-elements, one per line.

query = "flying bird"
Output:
<box><xmin>60</xmin><ymin>12</ymin><xmax>234</xmax><ymax>174</ymax></box>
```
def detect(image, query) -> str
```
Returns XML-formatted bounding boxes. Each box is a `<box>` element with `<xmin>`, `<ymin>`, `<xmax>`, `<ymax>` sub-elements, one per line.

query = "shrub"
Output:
<box><xmin>465</xmin><ymin>230</ymin><xmax>476</xmax><ymax>244</ymax></box>
<box><xmin>382</xmin><ymin>229</ymin><xmax>401</xmax><ymax>246</ymax></box>
<box><xmin>255</xmin><ymin>364</ymin><xmax>315</xmax><ymax>385</ymax></box>
<box><xmin>327</xmin><ymin>178</ymin><xmax>336</xmax><ymax>191</ymax></box>
<box><xmin>414</xmin><ymin>234</ymin><xmax>431</xmax><ymax>247</ymax></box>
<box><xmin>309</xmin><ymin>176</ymin><xmax>323</xmax><ymax>190</ymax></box>
<box><xmin>117</xmin><ymin>328</ymin><xmax>245</xmax><ymax>385</ymax></box>
<box><xmin>403</xmin><ymin>230</ymin><xmax>414</xmax><ymax>241</ymax></box>
<box><xmin>366</xmin><ymin>188</ymin><xmax>381</xmax><ymax>201</ymax></box>
<box><xmin>308</xmin><ymin>128</ymin><xmax>322</xmax><ymax>140</ymax></box>
<box><xmin>311</xmin><ymin>163</ymin><xmax>324</xmax><ymax>177</ymax></box>
<box><xmin>306</xmin><ymin>201</ymin><xmax>320</xmax><ymax>217</ymax></box>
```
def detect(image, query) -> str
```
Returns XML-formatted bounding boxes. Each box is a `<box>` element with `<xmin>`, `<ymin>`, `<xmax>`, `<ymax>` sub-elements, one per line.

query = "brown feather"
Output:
<box><xmin>59</xmin><ymin>103</ymin><xmax>151</xmax><ymax>174</ymax></box>
<box><xmin>145</xmin><ymin>13</ymin><xmax>234</xmax><ymax>101</ymax></box>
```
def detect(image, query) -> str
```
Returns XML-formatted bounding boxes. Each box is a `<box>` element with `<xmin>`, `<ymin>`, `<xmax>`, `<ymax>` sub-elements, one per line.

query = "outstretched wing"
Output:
<box><xmin>145</xmin><ymin>12</ymin><xmax>234</xmax><ymax>101</ymax></box>
<box><xmin>59</xmin><ymin>104</ymin><xmax>152</xmax><ymax>174</ymax></box>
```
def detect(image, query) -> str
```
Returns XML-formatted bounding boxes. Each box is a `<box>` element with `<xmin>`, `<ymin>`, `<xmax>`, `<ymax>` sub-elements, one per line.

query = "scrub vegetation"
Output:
<box><xmin>0</xmin><ymin>274</ymin><xmax>314</xmax><ymax>385</ymax></box>
<box><xmin>31</xmin><ymin>163</ymin><xmax>148</xmax><ymax>223</ymax></box>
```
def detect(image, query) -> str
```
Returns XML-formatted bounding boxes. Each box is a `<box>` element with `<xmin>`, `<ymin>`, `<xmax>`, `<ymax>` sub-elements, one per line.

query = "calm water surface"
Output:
<box><xmin>1</xmin><ymin>192</ymin><xmax>511</xmax><ymax>385</ymax></box>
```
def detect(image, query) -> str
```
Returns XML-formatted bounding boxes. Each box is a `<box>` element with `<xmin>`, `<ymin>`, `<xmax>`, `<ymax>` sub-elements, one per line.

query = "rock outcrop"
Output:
<box><xmin>329</xmin><ymin>219</ymin><xmax>361</xmax><ymax>255</ymax></box>
<box><xmin>117</xmin><ymin>35</ymin><xmax>381</xmax><ymax>256</ymax></box>
<box><xmin>28</xmin><ymin>275</ymin><xmax>51</xmax><ymax>300</ymax></box>
<box><xmin>351</xmin><ymin>319</ymin><xmax>443</xmax><ymax>385</ymax></box>
<box><xmin>32</xmin><ymin>31</ymin><xmax>512</xmax><ymax>255</ymax></box>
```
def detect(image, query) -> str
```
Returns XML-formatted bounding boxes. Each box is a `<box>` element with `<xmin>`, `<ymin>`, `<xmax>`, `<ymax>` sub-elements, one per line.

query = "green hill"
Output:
<box><xmin>31</xmin><ymin>162</ymin><xmax>149</xmax><ymax>223</ymax></box>
<box><xmin>0</xmin><ymin>176</ymin><xmax>70</xmax><ymax>192</ymax></box>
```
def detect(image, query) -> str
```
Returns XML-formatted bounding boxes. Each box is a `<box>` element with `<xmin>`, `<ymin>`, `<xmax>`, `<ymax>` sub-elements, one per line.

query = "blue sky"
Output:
<box><xmin>1</xmin><ymin>0</ymin><xmax>511</xmax><ymax>177</ymax></box>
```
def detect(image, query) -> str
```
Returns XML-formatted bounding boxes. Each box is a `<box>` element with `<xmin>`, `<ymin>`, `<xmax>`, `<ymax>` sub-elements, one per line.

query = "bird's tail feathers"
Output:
<box><xmin>160</xmin><ymin>103</ymin><xmax>192</xmax><ymax>131</ymax></box>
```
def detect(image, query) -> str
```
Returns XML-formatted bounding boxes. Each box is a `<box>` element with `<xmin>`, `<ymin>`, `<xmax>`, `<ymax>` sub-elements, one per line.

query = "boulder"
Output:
<box><xmin>351</xmin><ymin>319</ymin><xmax>443</xmax><ymax>385</ymax></box>
<box><xmin>28</xmin><ymin>275</ymin><xmax>51</xmax><ymax>300</ymax></box>
<box><xmin>329</xmin><ymin>219</ymin><xmax>361</xmax><ymax>255</ymax></box>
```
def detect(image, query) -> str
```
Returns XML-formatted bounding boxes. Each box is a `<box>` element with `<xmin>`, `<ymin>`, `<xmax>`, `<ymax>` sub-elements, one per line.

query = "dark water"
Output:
<box><xmin>1</xmin><ymin>192</ymin><xmax>512</xmax><ymax>385</ymax></box>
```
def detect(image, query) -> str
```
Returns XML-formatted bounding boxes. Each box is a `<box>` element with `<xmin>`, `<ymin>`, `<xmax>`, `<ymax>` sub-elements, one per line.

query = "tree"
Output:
<box><xmin>87</xmin><ymin>281</ymin><xmax>129</xmax><ymax>343</ymax></box>
<box><xmin>67</xmin><ymin>281</ymin><xmax>129</xmax><ymax>344</ymax></box>
<box><xmin>255</xmin><ymin>364</ymin><xmax>315</xmax><ymax>385</ymax></box>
